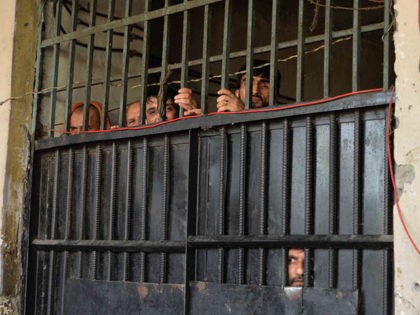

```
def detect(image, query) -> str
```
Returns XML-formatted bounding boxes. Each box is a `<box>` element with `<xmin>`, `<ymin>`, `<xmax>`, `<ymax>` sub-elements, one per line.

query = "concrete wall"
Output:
<box><xmin>0</xmin><ymin>0</ymin><xmax>38</xmax><ymax>313</ymax></box>
<box><xmin>0</xmin><ymin>0</ymin><xmax>18</xmax><ymax>313</ymax></box>
<box><xmin>393</xmin><ymin>0</ymin><xmax>420</xmax><ymax>313</ymax></box>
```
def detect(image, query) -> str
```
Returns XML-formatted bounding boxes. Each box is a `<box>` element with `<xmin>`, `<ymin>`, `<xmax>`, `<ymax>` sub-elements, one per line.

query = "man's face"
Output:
<box><xmin>70</xmin><ymin>108</ymin><xmax>100</xmax><ymax>135</ymax></box>
<box><xmin>145</xmin><ymin>96</ymin><xmax>179</xmax><ymax>124</ymax></box>
<box><xmin>288</xmin><ymin>249</ymin><xmax>304</xmax><ymax>287</ymax></box>
<box><xmin>235</xmin><ymin>74</ymin><xmax>270</xmax><ymax>108</ymax></box>
<box><xmin>165</xmin><ymin>98</ymin><xmax>178</xmax><ymax>121</ymax></box>
<box><xmin>145</xmin><ymin>96</ymin><xmax>160</xmax><ymax>124</ymax></box>
<box><xmin>126</xmin><ymin>97</ymin><xmax>178</xmax><ymax>126</ymax></box>
<box><xmin>126</xmin><ymin>102</ymin><xmax>141</xmax><ymax>127</ymax></box>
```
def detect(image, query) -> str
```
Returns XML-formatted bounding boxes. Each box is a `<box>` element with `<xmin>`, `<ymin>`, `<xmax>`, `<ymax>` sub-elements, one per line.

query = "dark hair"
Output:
<box><xmin>236</xmin><ymin>59</ymin><xmax>281</xmax><ymax>93</ymax></box>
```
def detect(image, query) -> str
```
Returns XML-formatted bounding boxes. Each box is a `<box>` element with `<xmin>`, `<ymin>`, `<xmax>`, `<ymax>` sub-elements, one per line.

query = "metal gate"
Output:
<box><xmin>25</xmin><ymin>0</ymin><xmax>394</xmax><ymax>314</ymax></box>
<box><xmin>26</xmin><ymin>90</ymin><xmax>393</xmax><ymax>314</ymax></box>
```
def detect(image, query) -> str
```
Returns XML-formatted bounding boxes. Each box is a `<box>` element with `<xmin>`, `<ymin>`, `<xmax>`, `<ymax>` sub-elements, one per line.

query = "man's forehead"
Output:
<box><xmin>146</xmin><ymin>97</ymin><xmax>158</xmax><ymax>108</ymax></box>
<box><xmin>241</xmin><ymin>74</ymin><xmax>270</xmax><ymax>81</ymax></box>
<box><xmin>288</xmin><ymin>249</ymin><xmax>304</xmax><ymax>257</ymax></box>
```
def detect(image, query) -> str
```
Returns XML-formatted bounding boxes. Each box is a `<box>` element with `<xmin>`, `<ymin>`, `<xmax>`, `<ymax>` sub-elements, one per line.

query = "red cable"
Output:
<box><xmin>386</xmin><ymin>87</ymin><xmax>420</xmax><ymax>255</ymax></box>
<box><xmin>55</xmin><ymin>88</ymin><xmax>384</xmax><ymax>134</ymax></box>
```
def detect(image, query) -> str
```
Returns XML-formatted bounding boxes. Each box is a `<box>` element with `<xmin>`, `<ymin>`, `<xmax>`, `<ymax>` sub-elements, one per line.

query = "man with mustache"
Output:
<box><xmin>216</xmin><ymin>60</ymin><xmax>274</xmax><ymax>112</ymax></box>
<box><xmin>174</xmin><ymin>59</ymin><xmax>280</xmax><ymax>114</ymax></box>
<box><xmin>288</xmin><ymin>248</ymin><xmax>304</xmax><ymax>287</ymax></box>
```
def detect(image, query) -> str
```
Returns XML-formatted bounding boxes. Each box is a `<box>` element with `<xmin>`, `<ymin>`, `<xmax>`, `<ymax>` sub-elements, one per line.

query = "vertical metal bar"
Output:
<box><xmin>352</xmin><ymin>0</ymin><xmax>361</xmax><ymax>91</ymax></box>
<box><xmin>383</xmin><ymin>109</ymin><xmax>392</xmax><ymax>236</ymax></box>
<box><xmin>64</xmin><ymin>0</ymin><xmax>79</xmax><ymax>133</ymax></box>
<box><xmin>352</xmin><ymin>110</ymin><xmax>362</xmax><ymax>290</ymax></box>
<box><xmin>77</xmin><ymin>145</ymin><xmax>88</xmax><ymax>278</ymax></box>
<box><xmin>59</xmin><ymin>147</ymin><xmax>74</xmax><ymax>315</ymax></box>
<box><xmin>269</xmin><ymin>0</ymin><xmax>280</xmax><ymax>105</ymax></box>
<box><xmin>304</xmin><ymin>116</ymin><xmax>314</xmax><ymax>287</ymax></box>
<box><xmin>221</xmin><ymin>0</ymin><xmax>232</xmax><ymax>89</ymax></box>
<box><xmin>258</xmin><ymin>122</ymin><xmax>268</xmax><ymax>285</ymax></box>
<box><xmin>328</xmin><ymin>113</ymin><xmax>338</xmax><ymax>288</ymax></box>
<box><xmin>83</xmin><ymin>0</ymin><xmax>97</xmax><ymax>131</ymax></box>
<box><xmin>107</xmin><ymin>143</ymin><xmax>118</xmax><ymax>281</ymax></box>
<box><xmin>323</xmin><ymin>0</ymin><xmax>332</xmax><ymax>98</ymax></box>
<box><xmin>139</xmin><ymin>0</ymin><xmax>151</xmax><ymax>125</ymax></box>
<box><xmin>76</xmin><ymin>147</ymin><xmax>87</xmax><ymax>277</ymax></box>
<box><xmin>218</xmin><ymin>127</ymin><xmax>227</xmax><ymax>283</ymax></box>
<box><xmin>46</xmin><ymin>150</ymin><xmax>60</xmax><ymax>315</ymax></box>
<box><xmin>244</xmin><ymin>0</ymin><xmax>255</xmax><ymax>110</ymax></box>
<box><xmin>238</xmin><ymin>124</ymin><xmax>247</xmax><ymax>285</ymax></box>
<box><xmin>48</xmin><ymin>0</ymin><xmax>62</xmax><ymax>137</ymax></box>
<box><xmin>123</xmin><ymin>141</ymin><xmax>133</xmax><ymax>280</ymax></box>
<box><xmin>382</xmin><ymin>105</ymin><xmax>392</xmax><ymax>314</ymax></box>
<box><xmin>31</xmin><ymin>0</ymin><xmax>46</xmax><ymax>137</ymax></box>
<box><xmin>200</xmin><ymin>5</ymin><xmax>211</xmax><ymax>115</ymax></box>
<box><xmin>158</xmin><ymin>0</ymin><xmax>171</xmax><ymax>120</ymax></box>
<box><xmin>179</xmin><ymin>0</ymin><xmax>190</xmax><ymax>117</ymax></box>
<box><xmin>39</xmin><ymin>162</ymin><xmax>52</xmax><ymax>315</ymax></box>
<box><xmin>119</xmin><ymin>0</ymin><xmax>133</xmax><ymax>127</ymax></box>
<box><xmin>184</xmin><ymin>130</ymin><xmax>199</xmax><ymax>315</ymax></box>
<box><xmin>101</xmin><ymin>0</ymin><xmax>115</xmax><ymax>130</ymax></box>
<box><xmin>382</xmin><ymin>0</ymin><xmax>390</xmax><ymax>89</ymax></box>
<box><xmin>281</xmin><ymin>119</ymin><xmax>290</xmax><ymax>286</ymax></box>
<box><xmin>296</xmin><ymin>0</ymin><xmax>305</xmax><ymax>102</ymax></box>
<box><xmin>160</xmin><ymin>135</ymin><xmax>170</xmax><ymax>283</ymax></box>
<box><xmin>90</xmin><ymin>145</ymin><xmax>102</xmax><ymax>280</ymax></box>
<box><xmin>140</xmin><ymin>138</ymin><xmax>148</xmax><ymax>282</ymax></box>
<box><xmin>26</xmin><ymin>2</ymin><xmax>45</xmax><ymax>309</ymax></box>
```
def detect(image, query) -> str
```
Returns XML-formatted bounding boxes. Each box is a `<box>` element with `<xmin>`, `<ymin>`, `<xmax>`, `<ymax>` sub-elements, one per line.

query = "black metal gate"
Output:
<box><xmin>25</xmin><ymin>0</ymin><xmax>395</xmax><ymax>313</ymax></box>
<box><xmin>26</xmin><ymin>91</ymin><xmax>393</xmax><ymax>314</ymax></box>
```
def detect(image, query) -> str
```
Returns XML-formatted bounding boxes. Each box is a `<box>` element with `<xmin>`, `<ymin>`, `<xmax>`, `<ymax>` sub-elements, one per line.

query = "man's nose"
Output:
<box><xmin>296</xmin><ymin>263</ymin><xmax>304</xmax><ymax>276</ymax></box>
<box><xmin>252</xmin><ymin>79</ymin><xmax>259</xmax><ymax>94</ymax></box>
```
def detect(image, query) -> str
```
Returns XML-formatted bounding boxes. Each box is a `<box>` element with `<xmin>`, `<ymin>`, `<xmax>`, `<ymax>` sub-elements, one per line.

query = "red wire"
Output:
<box><xmin>55</xmin><ymin>88</ymin><xmax>384</xmax><ymax>134</ymax></box>
<box><xmin>386</xmin><ymin>87</ymin><xmax>420</xmax><ymax>255</ymax></box>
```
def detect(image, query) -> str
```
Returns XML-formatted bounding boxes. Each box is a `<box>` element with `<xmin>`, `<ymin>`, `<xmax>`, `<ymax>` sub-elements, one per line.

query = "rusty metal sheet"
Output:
<box><xmin>63</xmin><ymin>279</ymin><xmax>184</xmax><ymax>315</ymax></box>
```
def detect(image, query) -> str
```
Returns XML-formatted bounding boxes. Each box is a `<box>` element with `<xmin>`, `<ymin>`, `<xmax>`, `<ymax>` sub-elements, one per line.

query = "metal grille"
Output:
<box><xmin>26</xmin><ymin>0</ymin><xmax>394</xmax><ymax>314</ymax></box>
<box><xmin>32</xmin><ymin>0</ymin><xmax>394</xmax><ymax>136</ymax></box>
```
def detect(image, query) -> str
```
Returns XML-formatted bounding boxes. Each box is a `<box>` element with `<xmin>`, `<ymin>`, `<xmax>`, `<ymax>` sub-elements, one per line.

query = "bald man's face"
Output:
<box><xmin>70</xmin><ymin>107</ymin><xmax>100</xmax><ymax>135</ymax></box>
<box><xmin>126</xmin><ymin>102</ymin><xmax>141</xmax><ymax>127</ymax></box>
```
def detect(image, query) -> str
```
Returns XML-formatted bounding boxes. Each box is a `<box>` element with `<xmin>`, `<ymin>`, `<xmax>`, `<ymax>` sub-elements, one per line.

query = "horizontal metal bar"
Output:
<box><xmin>32</xmin><ymin>239</ymin><xmax>185</xmax><ymax>253</ymax></box>
<box><xmin>188</xmin><ymin>235</ymin><xmax>393</xmax><ymax>249</ymax></box>
<box><xmin>41</xmin><ymin>0</ymin><xmax>224</xmax><ymax>48</ymax></box>
<box><xmin>34</xmin><ymin>91</ymin><xmax>392</xmax><ymax>151</ymax></box>
<box><xmin>32</xmin><ymin>234</ymin><xmax>392</xmax><ymax>252</ymax></box>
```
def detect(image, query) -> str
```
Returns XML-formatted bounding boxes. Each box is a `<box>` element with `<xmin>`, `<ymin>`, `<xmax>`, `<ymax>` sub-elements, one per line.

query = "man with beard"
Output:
<box><xmin>174</xmin><ymin>59</ymin><xmax>280</xmax><ymax>114</ymax></box>
<box><xmin>288</xmin><ymin>248</ymin><xmax>304</xmax><ymax>287</ymax></box>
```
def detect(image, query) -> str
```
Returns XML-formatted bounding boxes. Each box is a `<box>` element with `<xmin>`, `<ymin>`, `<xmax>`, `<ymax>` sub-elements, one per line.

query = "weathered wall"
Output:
<box><xmin>0</xmin><ymin>0</ymin><xmax>18</xmax><ymax>313</ymax></box>
<box><xmin>393</xmin><ymin>0</ymin><xmax>420</xmax><ymax>313</ymax></box>
<box><xmin>0</xmin><ymin>1</ymin><xmax>16</xmax><ymax>297</ymax></box>
<box><xmin>0</xmin><ymin>0</ymin><xmax>38</xmax><ymax>313</ymax></box>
